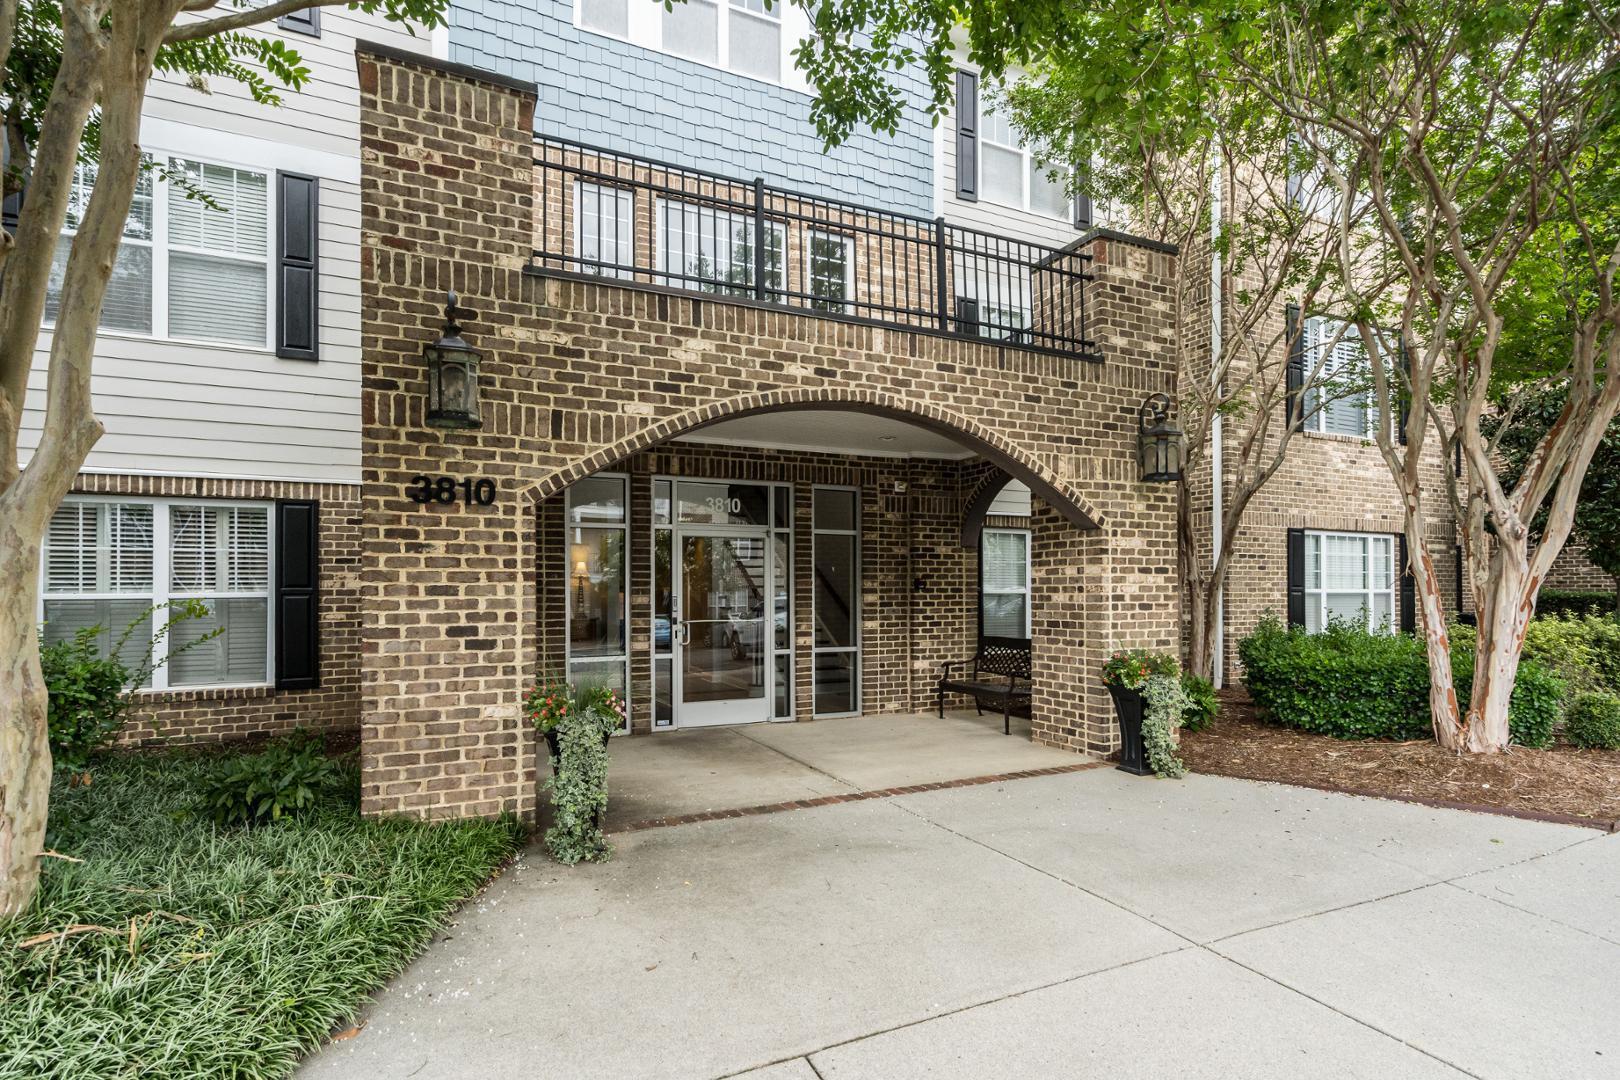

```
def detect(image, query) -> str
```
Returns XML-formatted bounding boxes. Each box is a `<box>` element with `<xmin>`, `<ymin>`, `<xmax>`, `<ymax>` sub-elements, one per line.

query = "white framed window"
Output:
<box><xmin>952</xmin><ymin>250</ymin><xmax>1032</xmax><ymax>337</ymax></box>
<box><xmin>575</xmin><ymin>0</ymin><xmax>803</xmax><ymax>89</ymax></box>
<box><xmin>979</xmin><ymin>104</ymin><xmax>1070</xmax><ymax>220</ymax></box>
<box><xmin>40</xmin><ymin>497</ymin><xmax>274</xmax><ymax>690</ymax></box>
<box><xmin>579</xmin><ymin>0</ymin><xmax>629</xmax><ymax>37</ymax></box>
<box><xmin>806</xmin><ymin>229</ymin><xmax>854</xmax><ymax>312</ymax></box>
<box><xmin>981</xmin><ymin>528</ymin><xmax>1031</xmax><ymax>638</ymax></box>
<box><xmin>727</xmin><ymin>0</ymin><xmax>781</xmax><ymax>81</ymax></box>
<box><xmin>657</xmin><ymin>198</ymin><xmax>784</xmax><ymax>296</ymax></box>
<box><xmin>1304</xmin><ymin>531</ymin><xmax>1396</xmax><ymax>634</ymax></box>
<box><xmin>44</xmin><ymin>156</ymin><xmax>273</xmax><ymax>349</ymax></box>
<box><xmin>1303</xmin><ymin>314</ymin><xmax>1375</xmax><ymax>438</ymax></box>
<box><xmin>574</xmin><ymin>181</ymin><xmax>636</xmax><ymax>279</ymax></box>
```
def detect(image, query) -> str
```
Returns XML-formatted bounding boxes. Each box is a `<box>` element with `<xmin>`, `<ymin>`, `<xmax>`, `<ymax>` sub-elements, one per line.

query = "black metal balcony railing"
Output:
<box><xmin>532</xmin><ymin>136</ymin><xmax>1099</xmax><ymax>361</ymax></box>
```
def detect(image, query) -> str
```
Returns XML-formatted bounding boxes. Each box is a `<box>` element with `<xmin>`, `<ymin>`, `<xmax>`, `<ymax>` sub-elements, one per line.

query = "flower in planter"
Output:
<box><xmin>1101</xmin><ymin>647</ymin><xmax>1188</xmax><ymax>779</ymax></box>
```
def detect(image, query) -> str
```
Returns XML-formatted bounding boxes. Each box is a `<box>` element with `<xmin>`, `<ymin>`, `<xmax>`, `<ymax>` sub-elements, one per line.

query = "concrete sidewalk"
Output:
<box><xmin>300</xmin><ymin>769</ymin><xmax>1618</xmax><ymax>1080</ymax></box>
<box><xmin>602</xmin><ymin>711</ymin><xmax>1080</xmax><ymax>829</ymax></box>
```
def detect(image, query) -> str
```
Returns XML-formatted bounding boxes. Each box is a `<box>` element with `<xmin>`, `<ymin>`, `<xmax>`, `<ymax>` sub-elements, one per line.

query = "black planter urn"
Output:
<box><xmin>541</xmin><ymin>725</ymin><xmax>613</xmax><ymax>769</ymax></box>
<box><xmin>1106</xmin><ymin>683</ymin><xmax>1153</xmax><ymax>776</ymax></box>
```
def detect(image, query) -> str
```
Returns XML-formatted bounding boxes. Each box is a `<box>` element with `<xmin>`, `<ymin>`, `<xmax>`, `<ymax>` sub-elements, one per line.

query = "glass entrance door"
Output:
<box><xmin>676</xmin><ymin>531</ymin><xmax>769</xmax><ymax>726</ymax></box>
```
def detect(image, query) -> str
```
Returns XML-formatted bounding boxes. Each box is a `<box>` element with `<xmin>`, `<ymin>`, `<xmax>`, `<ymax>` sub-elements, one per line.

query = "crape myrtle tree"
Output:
<box><xmin>793</xmin><ymin>0</ymin><xmax>1620</xmax><ymax>751</ymax></box>
<box><xmin>789</xmin><ymin>0</ymin><xmax>1373</xmax><ymax>681</ymax></box>
<box><xmin>0</xmin><ymin>0</ymin><xmax>446</xmax><ymax>918</ymax></box>
<box><xmin>1232</xmin><ymin>0</ymin><xmax>1620</xmax><ymax>751</ymax></box>
<box><xmin>1488</xmin><ymin>388</ymin><xmax>1620</xmax><ymax>611</ymax></box>
<box><xmin>1000</xmin><ymin>22</ymin><xmax>1381</xmax><ymax>682</ymax></box>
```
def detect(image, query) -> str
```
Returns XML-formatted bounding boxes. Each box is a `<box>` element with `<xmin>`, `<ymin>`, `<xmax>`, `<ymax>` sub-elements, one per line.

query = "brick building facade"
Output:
<box><xmin>350</xmin><ymin>46</ymin><xmax>1181</xmax><ymax>820</ymax></box>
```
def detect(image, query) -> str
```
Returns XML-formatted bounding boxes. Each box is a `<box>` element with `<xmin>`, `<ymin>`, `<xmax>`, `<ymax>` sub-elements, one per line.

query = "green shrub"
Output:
<box><xmin>1534</xmin><ymin>588</ymin><xmax>1617</xmax><ymax>619</ymax></box>
<box><xmin>197</xmin><ymin>733</ymin><xmax>341</xmax><ymax>827</ymax></box>
<box><xmin>40</xmin><ymin>600</ymin><xmax>218</xmax><ymax>777</ymax></box>
<box><xmin>1238</xmin><ymin>616</ymin><xmax>1562</xmax><ymax>746</ymax></box>
<box><xmin>1565</xmin><ymin>692</ymin><xmax>1620</xmax><ymax>750</ymax></box>
<box><xmin>1180</xmin><ymin>672</ymin><xmax>1219</xmax><ymax>731</ymax></box>
<box><xmin>40</xmin><ymin>628</ymin><xmax>136</xmax><ymax>777</ymax></box>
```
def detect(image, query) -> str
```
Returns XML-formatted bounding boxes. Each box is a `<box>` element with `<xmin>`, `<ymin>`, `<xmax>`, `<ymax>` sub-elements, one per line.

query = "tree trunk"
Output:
<box><xmin>1455</xmin><ymin>553</ymin><xmax>1533</xmax><ymax>753</ymax></box>
<box><xmin>0</xmin><ymin>526</ymin><xmax>51</xmax><ymax>918</ymax></box>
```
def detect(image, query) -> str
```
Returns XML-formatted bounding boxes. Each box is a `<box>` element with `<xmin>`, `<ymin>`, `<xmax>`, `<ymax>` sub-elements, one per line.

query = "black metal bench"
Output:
<box><xmin>937</xmin><ymin>636</ymin><xmax>1033</xmax><ymax>735</ymax></box>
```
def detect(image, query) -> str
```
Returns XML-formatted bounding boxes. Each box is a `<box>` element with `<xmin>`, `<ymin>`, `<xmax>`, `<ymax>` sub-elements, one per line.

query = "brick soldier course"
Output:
<box><xmin>355</xmin><ymin>44</ymin><xmax>1181</xmax><ymax>821</ymax></box>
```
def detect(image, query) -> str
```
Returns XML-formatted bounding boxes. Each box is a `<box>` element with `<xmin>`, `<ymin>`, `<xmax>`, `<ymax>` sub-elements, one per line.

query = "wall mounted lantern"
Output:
<box><xmin>1138</xmin><ymin>393</ymin><xmax>1184</xmax><ymax>483</ymax></box>
<box><xmin>424</xmin><ymin>290</ymin><xmax>482</xmax><ymax>430</ymax></box>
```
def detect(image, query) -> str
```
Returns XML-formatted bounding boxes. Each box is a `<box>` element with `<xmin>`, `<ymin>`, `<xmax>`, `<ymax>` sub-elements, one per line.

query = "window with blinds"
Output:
<box><xmin>1302</xmin><ymin>315</ymin><xmax>1375</xmax><ymax>437</ymax></box>
<box><xmin>1303</xmin><ymin>531</ymin><xmax>1395</xmax><ymax>633</ymax></box>
<box><xmin>42</xmin><ymin>156</ymin><xmax>271</xmax><ymax>348</ymax></box>
<box><xmin>980</xmin><ymin>528</ymin><xmax>1031</xmax><ymax>638</ymax></box>
<box><xmin>40</xmin><ymin>498</ymin><xmax>274</xmax><ymax>689</ymax></box>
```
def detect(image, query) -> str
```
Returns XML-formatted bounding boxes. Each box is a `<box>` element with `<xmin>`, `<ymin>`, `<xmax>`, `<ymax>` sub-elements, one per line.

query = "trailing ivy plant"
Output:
<box><xmin>541</xmin><ymin>682</ymin><xmax>625</xmax><ymax>865</ymax></box>
<box><xmin>1101</xmin><ymin>648</ymin><xmax>1189</xmax><ymax>778</ymax></box>
<box><xmin>1140</xmin><ymin>675</ymin><xmax>1190</xmax><ymax>779</ymax></box>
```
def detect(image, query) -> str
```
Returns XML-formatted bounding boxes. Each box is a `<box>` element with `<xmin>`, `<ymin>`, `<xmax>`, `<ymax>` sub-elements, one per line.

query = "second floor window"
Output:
<box><xmin>588</xmin><ymin>0</ymin><xmax>782</xmax><ymax>84</ymax></box>
<box><xmin>1303</xmin><ymin>314</ymin><xmax>1375</xmax><ymax>438</ymax></box>
<box><xmin>44</xmin><ymin>158</ymin><xmax>271</xmax><ymax>349</ymax></box>
<box><xmin>980</xmin><ymin>105</ymin><xmax>1070</xmax><ymax>220</ymax></box>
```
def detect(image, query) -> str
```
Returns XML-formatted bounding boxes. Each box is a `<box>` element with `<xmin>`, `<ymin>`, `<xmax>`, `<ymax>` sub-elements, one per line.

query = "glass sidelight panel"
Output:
<box><xmin>812</xmin><ymin>487</ymin><xmax>860</xmax><ymax>716</ymax></box>
<box><xmin>814</xmin><ymin>651</ymin><xmax>856</xmax><ymax>715</ymax></box>
<box><xmin>569</xmin><ymin>528</ymin><xmax>626</xmax><ymax>657</ymax></box>
<box><xmin>813</xmin><ymin>533</ymin><xmax>857</xmax><ymax>648</ymax></box>
<box><xmin>680</xmin><ymin>534</ymin><xmax>767</xmax><ymax>710</ymax></box>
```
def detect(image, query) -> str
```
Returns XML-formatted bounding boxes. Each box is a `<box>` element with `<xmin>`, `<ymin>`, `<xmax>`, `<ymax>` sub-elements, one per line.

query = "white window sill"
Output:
<box><xmin>39</xmin><ymin>323</ymin><xmax>276</xmax><ymax>357</ymax></box>
<box><xmin>1301</xmin><ymin>429</ymin><xmax>1377</xmax><ymax>445</ymax></box>
<box><xmin>976</xmin><ymin>193</ymin><xmax>1072</xmax><ymax>225</ymax></box>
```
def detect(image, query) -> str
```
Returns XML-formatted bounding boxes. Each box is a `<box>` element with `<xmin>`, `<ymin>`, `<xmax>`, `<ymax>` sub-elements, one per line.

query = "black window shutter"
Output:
<box><xmin>1286</xmin><ymin>527</ymin><xmax>1306</xmax><ymax>628</ymax></box>
<box><xmin>278</xmin><ymin>8</ymin><xmax>321</xmax><ymax>36</ymax></box>
<box><xmin>276</xmin><ymin>171</ymin><xmax>320</xmax><ymax>361</ymax></box>
<box><xmin>1072</xmin><ymin>165</ymin><xmax>1092</xmax><ymax>229</ymax></box>
<box><xmin>955</xmin><ymin>70</ymin><xmax>979</xmax><ymax>202</ymax></box>
<box><xmin>1285</xmin><ymin>304</ymin><xmax>1305</xmax><ymax>431</ymax></box>
<box><xmin>955</xmin><ymin>296</ymin><xmax>980</xmax><ymax>336</ymax></box>
<box><xmin>1398</xmin><ymin>532</ymin><xmax>1416</xmax><ymax>633</ymax></box>
<box><xmin>276</xmin><ymin>500</ymin><xmax>320</xmax><ymax>690</ymax></box>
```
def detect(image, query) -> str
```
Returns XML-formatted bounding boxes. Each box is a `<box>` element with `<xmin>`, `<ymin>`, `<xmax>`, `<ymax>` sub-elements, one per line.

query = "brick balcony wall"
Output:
<box><xmin>356</xmin><ymin>46</ymin><xmax>1180</xmax><ymax>821</ymax></box>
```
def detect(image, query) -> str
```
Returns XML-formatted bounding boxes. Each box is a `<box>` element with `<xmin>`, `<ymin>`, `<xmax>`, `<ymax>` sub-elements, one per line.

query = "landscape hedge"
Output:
<box><xmin>1534</xmin><ymin>588</ymin><xmax>1617</xmax><ymax>619</ymax></box>
<box><xmin>1238</xmin><ymin>617</ymin><xmax>1562</xmax><ymax>747</ymax></box>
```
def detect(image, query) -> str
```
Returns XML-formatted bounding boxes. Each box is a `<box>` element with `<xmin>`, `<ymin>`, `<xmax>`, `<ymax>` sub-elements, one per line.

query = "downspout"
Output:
<box><xmin>1209</xmin><ymin>154</ymin><xmax>1225</xmax><ymax>688</ymax></box>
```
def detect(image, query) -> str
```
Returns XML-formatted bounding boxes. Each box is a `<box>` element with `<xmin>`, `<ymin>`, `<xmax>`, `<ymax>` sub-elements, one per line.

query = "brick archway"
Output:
<box><xmin>521</xmin><ymin>387</ymin><xmax>1105</xmax><ymax>533</ymax></box>
<box><xmin>959</xmin><ymin>470</ymin><xmax>1023</xmax><ymax>549</ymax></box>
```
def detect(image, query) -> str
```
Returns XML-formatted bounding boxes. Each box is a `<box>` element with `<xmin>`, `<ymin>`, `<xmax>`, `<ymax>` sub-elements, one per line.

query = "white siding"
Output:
<box><xmin>19</xmin><ymin>9</ymin><xmax>433</xmax><ymax>484</ymax></box>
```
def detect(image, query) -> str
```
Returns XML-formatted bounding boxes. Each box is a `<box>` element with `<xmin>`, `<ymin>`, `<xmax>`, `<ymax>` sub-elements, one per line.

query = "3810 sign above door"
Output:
<box><xmin>407</xmin><ymin>474</ymin><xmax>496</xmax><ymax>506</ymax></box>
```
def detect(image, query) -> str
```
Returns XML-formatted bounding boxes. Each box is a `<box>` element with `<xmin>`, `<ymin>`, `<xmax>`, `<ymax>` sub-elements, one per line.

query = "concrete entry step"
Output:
<box><xmin>595</xmin><ymin>711</ymin><xmax>1095</xmax><ymax>831</ymax></box>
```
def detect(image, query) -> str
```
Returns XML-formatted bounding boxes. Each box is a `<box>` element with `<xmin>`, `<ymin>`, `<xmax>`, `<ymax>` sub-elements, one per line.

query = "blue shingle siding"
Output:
<box><xmin>449</xmin><ymin>0</ymin><xmax>936</xmax><ymax>216</ymax></box>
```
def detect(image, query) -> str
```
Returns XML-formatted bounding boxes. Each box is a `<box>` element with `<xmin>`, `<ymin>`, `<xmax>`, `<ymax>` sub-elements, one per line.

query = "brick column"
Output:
<box><xmin>357</xmin><ymin>46</ymin><xmax>540</xmax><ymax>819</ymax></box>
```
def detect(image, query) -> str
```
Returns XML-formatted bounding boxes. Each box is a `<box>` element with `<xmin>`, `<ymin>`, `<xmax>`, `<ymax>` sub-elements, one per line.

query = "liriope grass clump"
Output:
<box><xmin>1</xmin><ymin>744</ymin><xmax>523</xmax><ymax>1080</ymax></box>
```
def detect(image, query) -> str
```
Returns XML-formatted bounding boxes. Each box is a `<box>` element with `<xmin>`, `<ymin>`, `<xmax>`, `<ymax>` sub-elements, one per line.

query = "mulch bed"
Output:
<box><xmin>1180</xmin><ymin>691</ymin><xmax>1620</xmax><ymax>829</ymax></box>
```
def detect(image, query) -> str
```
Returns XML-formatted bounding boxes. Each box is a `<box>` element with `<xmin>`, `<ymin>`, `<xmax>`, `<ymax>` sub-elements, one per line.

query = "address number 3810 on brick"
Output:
<box><xmin>407</xmin><ymin>474</ymin><xmax>497</xmax><ymax>506</ymax></box>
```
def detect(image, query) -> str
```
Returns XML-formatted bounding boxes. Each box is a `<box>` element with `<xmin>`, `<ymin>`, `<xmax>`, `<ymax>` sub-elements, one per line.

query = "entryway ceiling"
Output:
<box><xmin>676</xmin><ymin>409</ymin><xmax>978</xmax><ymax>459</ymax></box>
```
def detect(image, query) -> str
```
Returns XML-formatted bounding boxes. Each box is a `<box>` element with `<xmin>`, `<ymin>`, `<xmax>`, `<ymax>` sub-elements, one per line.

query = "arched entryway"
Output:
<box><xmin>522</xmin><ymin>390</ymin><xmax>1111</xmax><ymax>759</ymax></box>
